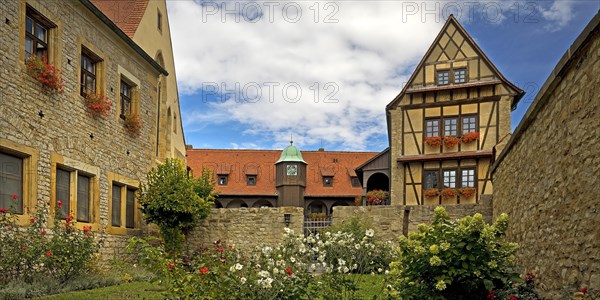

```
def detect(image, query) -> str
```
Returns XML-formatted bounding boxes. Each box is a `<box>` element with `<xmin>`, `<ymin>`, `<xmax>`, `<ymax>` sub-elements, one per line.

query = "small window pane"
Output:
<box><xmin>0</xmin><ymin>153</ymin><xmax>23</xmax><ymax>214</ymax></box>
<box><xmin>437</xmin><ymin>71</ymin><xmax>449</xmax><ymax>85</ymax></box>
<box><xmin>461</xmin><ymin>169</ymin><xmax>476</xmax><ymax>187</ymax></box>
<box><xmin>323</xmin><ymin>176</ymin><xmax>333</xmax><ymax>187</ymax></box>
<box><xmin>443</xmin><ymin>170</ymin><xmax>456</xmax><ymax>188</ymax></box>
<box><xmin>454</xmin><ymin>69</ymin><xmax>466</xmax><ymax>83</ymax></box>
<box><xmin>444</xmin><ymin>118</ymin><xmax>458</xmax><ymax>136</ymax></box>
<box><xmin>56</xmin><ymin>168</ymin><xmax>71</xmax><ymax>217</ymax></box>
<box><xmin>35</xmin><ymin>24</ymin><xmax>46</xmax><ymax>41</ymax></box>
<box><xmin>424</xmin><ymin>170</ymin><xmax>439</xmax><ymax>189</ymax></box>
<box><xmin>77</xmin><ymin>174</ymin><xmax>90</xmax><ymax>222</ymax></box>
<box><xmin>218</xmin><ymin>175</ymin><xmax>228</xmax><ymax>185</ymax></box>
<box><xmin>462</xmin><ymin>116</ymin><xmax>477</xmax><ymax>133</ymax></box>
<box><xmin>111</xmin><ymin>184</ymin><xmax>121</xmax><ymax>227</ymax></box>
<box><xmin>126</xmin><ymin>189</ymin><xmax>135</xmax><ymax>228</ymax></box>
<box><xmin>247</xmin><ymin>176</ymin><xmax>256</xmax><ymax>186</ymax></box>
<box><xmin>26</xmin><ymin>16</ymin><xmax>33</xmax><ymax>33</ymax></box>
<box><xmin>351</xmin><ymin>177</ymin><xmax>361</xmax><ymax>188</ymax></box>
<box><xmin>426</xmin><ymin>119</ymin><xmax>440</xmax><ymax>137</ymax></box>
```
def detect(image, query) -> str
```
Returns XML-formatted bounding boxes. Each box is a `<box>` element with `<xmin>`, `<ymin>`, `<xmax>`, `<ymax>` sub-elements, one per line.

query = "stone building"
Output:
<box><xmin>367</xmin><ymin>15</ymin><xmax>523</xmax><ymax>205</ymax></box>
<box><xmin>187</xmin><ymin>143</ymin><xmax>378</xmax><ymax>216</ymax></box>
<box><xmin>0</xmin><ymin>0</ymin><xmax>184</xmax><ymax>256</ymax></box>
<box><xmin>492</xmin><ymin>12</ymin><xmax>600</xmax><ymax>297</ymax></box>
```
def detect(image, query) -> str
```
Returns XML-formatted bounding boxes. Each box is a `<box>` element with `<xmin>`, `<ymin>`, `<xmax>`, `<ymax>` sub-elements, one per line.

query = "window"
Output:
<box><xmin>218</xmin><ymin>175</ymin><xmax>228</xmax><ymax>186</ymax></box>
<box><xmin>120</xmin><ymin>79</ymin><xmax>132</xmax><ymax>118</ymax></box>
<box><xmin>462</xmin><ymin>116</ymin><xmax>477</xmax><ymax>133</ymax></box>
<box><xmin>437</xmin><ymin>70</ymin><xmax>449</xmax><ymax>85</ymax></box>
<box><xmin>461</xmin><ymin>169</ymin><xmax>476</xmax><ymax>187</ymax></box>
<box><xmin>111</xmin><ymin>184</ymin><xmax>122</xmax><ymax>227</ymax></box>
<box><xmin>444</xmin><ymin>118</ymin><xmax>458</xmax><ymax>136</ymax></box>
<box><xmin>80</xmin><ymin>49</ymin><xmax>100</xmax><ymax>96</ymax></box>
<box><xmin>25</xmin><ymin>7</ymin><xmax>52</xmax><ymax>60</ymax></box>
<box><xmin>454</xmin><ymin>69</ymin><xmax>467</xmax><ymax>84</ymax></box>
<box><xmin>425</xmin><ymin>119</ymin><xmax>440</xmax><ymax>137</ymax></box>
<box><xmin>443</xmin><ymin>170</ymin><xmax>456</xmax><ymax>188</ymax></box>
<box><xmin>126</xmin><ymin>188</ymin><xmax>135</xmax><ymax>228</ymax></box>
<box><xmin>323</xmin><ymin>176</ymin><xmax>333</xmax><ymax>187</ymax></box>
<box><xmin>351</xmin><ymin>177</ymin><xmax>361</xmax><ymax>188</ymax></box>
<box><xmin>423</xmin><ymin>170</ymin><xmax>439</xmax><ymax>190</ymax></box>
<box><xmin>157</xmin><ymin>11</ymin><xmax>162</xmax><ymax>32</ymax></box>
<box><xmin>55</xmin><ymin>167</ymin><xmax>93</xmax><ymax>222</ymax></box>
<box><xmin>247</xmin><ymin>175</ymin><xmax>256</xmax><ymax>186</ymax></box>
<box><xmin>0</xmin><ymin>153</ymin><xmax>23</xmax><ymax>214</ymax></box>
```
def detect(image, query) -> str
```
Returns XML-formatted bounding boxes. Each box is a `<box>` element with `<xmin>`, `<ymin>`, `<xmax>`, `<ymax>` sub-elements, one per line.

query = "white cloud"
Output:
<box><xmin>539</xmin><ymin>0</ymin><xmax>574</xmax><ymax>31</ymax></box>
<box><xmin>169</xmin><ymin>1</ymin><xmax>445</xmax><ymax>150</ymax></box>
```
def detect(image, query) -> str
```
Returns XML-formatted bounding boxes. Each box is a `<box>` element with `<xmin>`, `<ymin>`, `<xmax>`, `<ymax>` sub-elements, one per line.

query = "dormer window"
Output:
<box><xmin>323</xmin><ymin>176</ymin><xmax>333</xmax><ymax>187</ymax></box>
<box><xmin>247</xmin><ymin>175</ymin><xmax>256</xmax><ymax>186</ymax></box>
<box><xmin>437</xmin><ymin>70</ymin><xmax>449</xmax><ymax>85</ymax></box>
<box><xmin>218</xmin><ymin>175</ymin><xmax>228</xmax><ymax>186</ymax></box>
<box><xmin>351</xmin><ymin>177</ymin><xmax>361</xmax><ymax>188</ymax></box>
<box><xmin>454</xmin><ymin>69</ymin><xmax>467</xmax><ymax>84</ymax></box>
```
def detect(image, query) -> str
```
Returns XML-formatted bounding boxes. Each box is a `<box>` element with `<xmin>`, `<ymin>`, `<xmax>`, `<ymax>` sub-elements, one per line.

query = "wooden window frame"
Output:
<box><xmin>106</xmin><ymin>172</ymin><xmax>140</xmax><ymax>235</ymax></box>
<box><xmin>453</xmin><ymin>68</ymin><xmax>467</xmax><ymax>84</ymax></box>
<box><xmin>323</xmin><ymin>176</ymin><xmax>333</xmax><ymax>187</ymax></box>
<box><xmin>54</xmin><ymin>164</ymin><xmax>95</xmax><ymax>223</ymax></box>
<box><xmin>461</xmin><ymin>168</ymin><xmax>476</xmax><ymax>188</ymax></box>
<box><xmin>461</xmin><ymin>114</ymin><xmax>478</xmax><ymax>134</ymax></box>
<box><xmin>442</xmin><ymin>169</ymin><xmax>457</xmax><ymax>188</ymax></box>
<box><xmin>425</xmin><ymin>118</ymin><xmax>440</xmax><ymax>137</ymax></box>
<box><xmin>246</xmin><ymin>175</ymin><xmax>256</xmax><ymax>186</ymax></box>
<box><xmin>444</xmin><ymin>117</ymin><xmax>459</xmax><ymax>137</ymax></box>
<box><xmin>119</xmin><ymin>79</ymin><xmax>132</xmax><ymax>119</ymax></box>
<box><xmin>423</xmin><ymin>169</ymin><xmax>439</xmax><ymax>190</ymax></box>
<box><xmin>80</xmin><ymin>48</ymin><xmax>103</xmax><ymax>97</ymax></box>
<box><xmin>436</xmin><ymin>70</ymin><xmax>450</xmax><ymax>85</ymax></box>
<box><xmin>0</xmin><ymin>152</ymin><xmax>24</xmax><ymax>214</ymax></box>
<box><xmin>24</xmin><ymin>6</ymin><xmax>54</xmax><ymax>60</ymax></box>
<box><xmin>351</xmin><ymin>177</ymin><xmax>361</xmax><ymax>188</ymax></box>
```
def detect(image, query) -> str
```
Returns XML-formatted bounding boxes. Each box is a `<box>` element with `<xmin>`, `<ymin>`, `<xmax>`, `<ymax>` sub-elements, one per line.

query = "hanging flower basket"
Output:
<box><xmin>443</xmin><ymin>136</ymin><xmax>461</xmax><ymax>148</ymax></box>
<box><xmin>459</xmin><ymin>187</ymin><xmax>477</xmax><ymax>198</ymax></box>
<box><xmin>424</xmin><ymin>188</ymin><xmax>440</xmax><ymax>198</ymax></box>
<box><xmin>424</xmin><ymin>136</ymin><xmax>443</xmax><ymax>147</ymax></box>
<box><xmin>461</xmin><ymin>131</ymin><xmax>480</xmax><ymax>143</ymax></box>
<box><xmin>84</xmin><ymin>93</ymin><xmax>112</xmax><ymax>119</ymax></box>
<box><xmin>123</xmin><ymin>113</ymin><xmax>142</xmax><ymax>138</ymax></box>
<box><xmin>25</xmin><ymin>56</ymin><xmax>64</xmax><ymax>95</ymax></box>
<box><xmin>366</xmin><ymin>189</ymin><xmax>388</xmax><ymax>205</ymax></box>
<box><xmin>440</xmin><ymin>188</ymin><xmax>457</xmax><ymax>199</ymax></box>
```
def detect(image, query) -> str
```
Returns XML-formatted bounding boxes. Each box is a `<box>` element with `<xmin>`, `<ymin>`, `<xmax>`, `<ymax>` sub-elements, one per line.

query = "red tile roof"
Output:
<box><xmin>187</xmin><ymin>149</ymin><xmax>378</xmax><ymax>197</ymax></box>
<box><xmin>90</xmin><ymin>0</ymin><xmax>149</xmax><ymax>38</ymax></box>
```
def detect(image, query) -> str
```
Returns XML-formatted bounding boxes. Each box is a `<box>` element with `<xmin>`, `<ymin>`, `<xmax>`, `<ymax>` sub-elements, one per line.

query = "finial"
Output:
<box><xmin>290</xmin><ymin>133</ymin><xmax>293</xmax><ymax>145</ymax></box>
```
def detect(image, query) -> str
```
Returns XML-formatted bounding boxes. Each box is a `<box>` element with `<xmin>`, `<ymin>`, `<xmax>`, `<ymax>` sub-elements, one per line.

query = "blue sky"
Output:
<box><xmin>168</xmin><ymin>1</ymin><xmax>599</xmax><ymax>152</ymax></box>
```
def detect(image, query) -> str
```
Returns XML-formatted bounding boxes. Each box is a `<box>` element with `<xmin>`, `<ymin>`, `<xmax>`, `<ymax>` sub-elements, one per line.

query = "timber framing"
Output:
<box><xmin>397</xmin><ymin>150</ymin><xmax>493</xmax><ymax>163</ymax></box>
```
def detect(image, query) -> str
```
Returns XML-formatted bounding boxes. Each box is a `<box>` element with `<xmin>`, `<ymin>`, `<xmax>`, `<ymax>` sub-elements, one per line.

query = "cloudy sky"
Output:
<box><xmin>168</xmin><ymin>0</ymin><xmax>599</xmax><ymax>151</ymax></box>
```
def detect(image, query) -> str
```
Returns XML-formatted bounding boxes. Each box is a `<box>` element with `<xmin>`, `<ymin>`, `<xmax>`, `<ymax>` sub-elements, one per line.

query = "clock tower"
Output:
<box><xmin>275</xmin><ymin>140</ymin><xmax>307</xmax><ymax>207</ymax></box>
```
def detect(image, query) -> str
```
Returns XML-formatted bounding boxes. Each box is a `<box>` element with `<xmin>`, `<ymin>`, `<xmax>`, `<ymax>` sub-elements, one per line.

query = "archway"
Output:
<box><xmin>307</xmin><ymin>200</ymin><xmax>327</xmax><ymax>219</ymax></box>
<box><xmin>226</xmin><ymin>199</ymin><xmax>248</xmax><ymax>208</ymax></box>
<box><xmin>366</xmin><ymin>172</ymin><xmax>389</xmax><ymax>192</ymax></box>
<box><xmin>329</xmin><ymin>200</ymin><xmax>349</xmax><ymax>215</ymax></box>
<box><xmin>252</xmin><ymin>200</ymin><xmax>273</xmax><ymax>208</ymax></box>
<box><xmin>214</xmin><ymin>200</ymin><xmax>223</xmax><ymax>208</ymax></box>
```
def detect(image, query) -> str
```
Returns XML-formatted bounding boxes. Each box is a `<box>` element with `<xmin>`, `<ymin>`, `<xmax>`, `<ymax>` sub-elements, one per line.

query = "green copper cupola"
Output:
<box><xmin>275</xmin><ymin>140</ymin><xmax>306</xmax><ymax>164</ymax></box>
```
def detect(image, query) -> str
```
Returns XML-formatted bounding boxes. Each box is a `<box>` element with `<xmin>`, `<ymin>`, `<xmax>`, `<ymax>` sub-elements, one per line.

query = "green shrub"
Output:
<box><xmin>386</xmin><ymin>207</ymin><xmax>529</xmax><ymax>300</ymax></box>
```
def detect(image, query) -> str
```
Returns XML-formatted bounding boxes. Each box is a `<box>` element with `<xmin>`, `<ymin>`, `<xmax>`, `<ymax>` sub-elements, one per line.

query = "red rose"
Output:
<box><xmin>40</xmin><ymin>229</ymin><xmax>47</xmax><ymax>235</ymax></box>
<box><xmin>0</xmin><ymin>208</ymin><xmax>6</xmax><ymax>213</ymax></box>
<box><xmin>582</xmin><ymin>287</ymin><xmax>588</xmax><ymax>294</ymax></box>
<box><xmin>66</xmin><ymin>215</ymin><xmax>73</xmax><ymax>221</ymax></box>
<box><xmin>21</xmin><ymin>246</ymin><xmax>27</xmax><ymax>251</ymax></box>
<box><xmin>46</xmin><ymin>251</ymin><xmax>52</xmax><ymax>257</ymax></box>
<box><xmin>30</xmin><ymin>218</ymin><xmax>35</xmax><ymax>223</ymax></box>
<box><xmin>218</xmin><ymin>247</ymin><xmax>224</xmax><ymax>253</ymax></box>
<box><xmin>487</xmin><ymin>290</ymin><xmax>495</xmax><ymax>300</ymax></box>
<box><xmin>228</xmin><ymin>245</ymin><xmax>233</xmax><ymax>250</ymax></box>
<box><xmin>200</xmin><ymin>266</ymin><xmax>209</xmax><ymax>274</ymax></box>
<box><xmin>167</xmin><ymin>263</ymin><xmax>174</xmax><ymax>269</ymax></box>
<box><xmin>11</xmin><ymin>194</ymin><xmax>17</xmax><ymax>200</ymax></box>
<box><xmin>57</xmin><ymin>200</ymin><xmax>62</xmax><ymax>208</ymax></box>
<box><xmin>286</xmin><ymin>267</ymin><xmax>293</xmax><ymax>276</ymax></box>
<box><xmin>509</xmin><ymin>296</ymin><xmax>517</xmax><ymax>300</ymax></box>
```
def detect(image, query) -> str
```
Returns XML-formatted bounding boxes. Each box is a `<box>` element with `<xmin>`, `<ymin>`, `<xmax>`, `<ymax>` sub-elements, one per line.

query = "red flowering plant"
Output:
<box><xmin>462</xmin><ymin>131</ymin><xmax>480</xmax><ymax>143</ymax></box>
<box><xmin>123</xmin><ymin>113</ymin><xmax>143</xmax><ymax>138</ymax></box>
<box><xmin>424</xmin><ymin>136</ymin><xmax>443</xmax><ymax>147</ymax></box>
<box><xmin>440</xmin><ymin>187</ymin><xmax>457</xmax><ymax>199</ymax></box>
<box><xmin>459</xmin><ymin>187</ymin><xmax>477</xmax><ymax>198</ymax></box>
<box><xmin>366</xmin><ymin>189</ymin><xmax>388</xmax><ymax>205</ymax></box>
<box><xmin>443</xmin><ymin>136</ymin><xmax>461</xmax><ymax>148</ymax></box>
<box><xmin>424</xmin><ymin>188</ymin><xmax>440</xmax><ymax>198</ymax></box>
<box><xmin>25</xmin><ymin>55</ymin><xmax>64</xmax><ymax>95</ymax></box>
<box><xmin>84</xmin><ymin>93</ymin><xmax>112</xmax><ymax>119</ymax></box>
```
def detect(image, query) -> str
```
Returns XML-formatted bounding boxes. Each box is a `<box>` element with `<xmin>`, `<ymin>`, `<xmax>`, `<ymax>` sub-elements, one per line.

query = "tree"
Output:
<box><xmin>138</xmin><ymin>158</ymin><xmax>216</xmax><ymax>255</ymax></box>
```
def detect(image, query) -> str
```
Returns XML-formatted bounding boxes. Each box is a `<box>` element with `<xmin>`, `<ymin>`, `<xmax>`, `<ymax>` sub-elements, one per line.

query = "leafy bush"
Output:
<box><xmin>386</xmin><ymin>207</ymin><xmax>529</xmax><ymax>300</ymax></box>
<box><xmin>138</xmin><ymin>158</ymin><xmax>216</xmax><ymax>255</ymax></box>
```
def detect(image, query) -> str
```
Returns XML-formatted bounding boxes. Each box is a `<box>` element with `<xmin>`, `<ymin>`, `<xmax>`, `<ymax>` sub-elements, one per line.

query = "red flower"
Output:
<box><xmin>286</xmin><ymin>267</ymin><xmax>293</xmax><ymax>276</ymax></box>
<box><xmin>487</xmin><ymin>290</ymin><xmax>495</xmax><ymax>300</ymax></box>
<box><xmin>57</xmin><ymin>200</ymin><xmax>62</xmax><ymax>208</ymax></box>
<box><xmin>509</xmin><ymin>296</ymin><xmax>517</xmax><ymax>300</ymax></box>
<box><xmin>21</xmin><ymin>246</ymin><xmax>27</xmax><ymax>251</ymax></box>
<box><xmin>220</xmin><ymin>258</ymin><xmax>226</xmax><ymax>263</ymax></box>
<box><xmin>228</xmin><ymin>245</ymin><xmax>233</xmax><ymax>250</ymax></box>
<box><xmin>30</xmin><ymin>218</ymin><xmax>35</xmax><ymax>223</ymax></box>
<box><xmin>218</xmin><ymin>247</ymin><xmax>224</xmax><ymax>253</ymax></box>
<box><xmin>11</xmin><ymin>194</ymin><xmax>17</xmax><ymax>200</ymax></box>
<box><xmin>167</xmin><ymin>263</ymin><xmax>174</xmax><ymax>269</ymax></box>
<box><xmin>0</xmin><ymin>208</ymin><xmax>6</xmax><ymax>213</ymax></box>
<box><xmin>200</xmin><ymin>266</ymin><xmax>209</xmax><ymax>274</ymax></box>
<box><xmin>46</xmin><ymin>251</ymin><xmax>52</xmax><ymax>257</ymax></box>
<box><xmin>582</xmin><ymin>287</ymin><xmax>588</xmax><ymax>294</ymax></box>
<box><xmin>66</xmin><ymin>215</ymin><xmax>73</xmax><ymax>221</ymax></box>
<box><xmin>40</xmin><ymin>229</ymin><xmax>47</xmax><ymax>235</ymax></box>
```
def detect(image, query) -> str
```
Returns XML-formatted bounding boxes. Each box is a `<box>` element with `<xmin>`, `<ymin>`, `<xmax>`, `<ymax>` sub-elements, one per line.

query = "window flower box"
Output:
<box><xmin>366</xmin><ymin>189</ymin><xmax>388</xmax><ymax>205</ymax></box>
<box><xmin>443</xmin><ymin>136</ymin><xmax>461</xmax><ymax>148</ymax></box>
<box><xmin>459</xmin><ymin>187</ymin><xmax>477</xmax><ymax>198</ymax></box>
<box><xmin>84</xmin><ymin>93</ymin><xmax>111</xmax><ymax>119</ymax></box>
<box><xmin>424</xmin><ymin>136</ymin><xmax>443</xmax><ymax>147</ymax></box>
<box><xmin>123</xmin><ymin>113</ymin><xmax>142</xmax><ymax>138</ymax></box>
<box><xmin>440</xmin><ymin>188</ymin><xmax>457</xmax><ymax>199</ymax></box>
<box><xmin>25</xmin><ymin>56</ymin><xmax>64</xmax><ymax>95</ymax></box>
<box><xmin>461</xmin><ymin>131</ymin><xmax>480</xmax><ymax>143</ymax></box>
<box><xmin>424</xmin><ymin>188</ymin><xmax>439</xmax><ymax>198</ymax></box>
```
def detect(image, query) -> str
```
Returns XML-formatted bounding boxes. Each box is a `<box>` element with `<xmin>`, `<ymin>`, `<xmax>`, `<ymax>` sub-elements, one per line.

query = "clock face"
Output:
<box><xmin>286</xmin><ymin>164</ymin><xmax>298</xmax><ymax>176</ymax></box>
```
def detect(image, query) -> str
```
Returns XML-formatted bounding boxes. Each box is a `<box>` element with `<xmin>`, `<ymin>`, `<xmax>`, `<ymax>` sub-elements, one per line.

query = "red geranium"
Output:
<box><xmin>123</xmin><ymin>113</ymin><xmax>143</xmax><ymax>138</ymax></box>
<box><xmin>459</xmin><ymin>187</ymin><xmax>477</xmax><ymax>198</ymax></box>
<box><xmin>30</xmin><ymin>218</ymin><xmax>35</xmax><ymax>223</ymax></box>
<box><xmin>443</xmin><ymin>136</ymin><xmax>461</xmax><ymax>148</ymax></box>
<box><xmin>11</xmin><ymin>194</ymin><xmax>17</xmax><ymax>200</ymax></box>
<box><xmin>40</xmin><ymin>229</ymin><xmax>47</xmax><ymax>235</ymax></box>
<box><xmin>57</xmin><ymin>200</ymin><xmax>62</xmax><ymax>208</ymax></box>
<box><xmin>487</xmin><ymin>290</ymin><xmax>495</xmax><ymax>300</ymax></box>
<box><xmin>510</xmin><ymin>296</ymin><xmax>517</xmax><ymax>300</ymax></box>
<box><xmin>200</xmin><ymin>266</ymin><xmax>209</xmax><ymax>274</ymax></box>
<box><xmin>424</xmin><ymin>136</ymin><xmax>443</xmax><ymax>147</ymax></box>
<box><xmin>66</xmin><ymin>215</ymin><xmax>73</xmax><ymax>221</ymax></box>
<box><xmin>25</xmin><ymin>55</ymin><xmax>64</xmax><ymax>95</ymax></box>
<box><xmin>286</xmin><ymin>267</ymin><xmax>293</xmax><ymax>276</ymax></box>
<box><xmin>84</xmin><ymin>93</ymin><xmax>112</xmax><ymax>119</ymax></box>
<box><xmin>440</xmin><ymin>188</ymin><xmax>457</xmax><ymax>199</ymax></box>
<box><xmin>46</xmin><ymin>251</ymin><xmax>52</xmax><ymax>257</ymax></box>
<box><xmin>461</xmin><ymin>131</ymin><xmax>480</xmax><ymax>143</ymax></box>
<box><xmin>0</xmin><ymin>208</ymin><xmax>6</xmax><ymax>213</ymax></box>
<box><xmin>424</xmin><ymin>188</ymin><xmax>439</xmax><ymax>198</ymax></box>
<box><xmin>218</xmin><ymin>247</ymin><xmax>224</xmax><ymax>253</ymax></box>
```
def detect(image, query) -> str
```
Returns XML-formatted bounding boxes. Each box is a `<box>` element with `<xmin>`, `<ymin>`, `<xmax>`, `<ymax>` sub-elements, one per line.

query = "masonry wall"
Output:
<box><xmin>492</xmin><ymin>21</ymin><xmax>600</xmax><ymax>298</ymax></box>
<box><xmin>188</xmin><ymin>207</ymin><xmax>304</xmax><ymax>251</ymax></box>
<box><xmin>331</xmin><ymin>196</ymin><xmax>493</xmax><ymax>242</ymax></box>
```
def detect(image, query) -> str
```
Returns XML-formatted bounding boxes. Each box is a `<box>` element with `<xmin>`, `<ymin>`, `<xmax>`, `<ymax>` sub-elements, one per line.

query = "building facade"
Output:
<box><xmin>0</xmin><ymin>0</ymin><xmax>183</xmax><ymax>255</ymax></box>
<box><xmin>385</xmin><ymin>15</ymin><xmax>523</xmax><ymax>205</ymax></box>
<box><xmin>187</xmin><ymin>144</ymin><xmax>378</xmax><ymax>216</ymax></box>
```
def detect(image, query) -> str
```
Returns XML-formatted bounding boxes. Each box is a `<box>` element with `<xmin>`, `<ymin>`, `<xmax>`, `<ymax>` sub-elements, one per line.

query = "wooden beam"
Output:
<box><xmin>401</xmin><ymin>95</ymin><xmax>500</xmax><ymax>110</ymax></box>
<box><xmin>397</xmin><ymin>150</ymin><xmax>493</xmax><ymax>163</ymax></box>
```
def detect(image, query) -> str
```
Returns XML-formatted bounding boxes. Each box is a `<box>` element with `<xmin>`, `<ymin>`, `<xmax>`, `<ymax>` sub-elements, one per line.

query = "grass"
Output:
<box><xmin>355</xmin><ymin>274</ymin><xmax>387</xmax><ymax>299</ymax></box>
<box><xmin>36</xmin><ymin>282</ymin><xmax>166</xmax><ymax>300</ymax></box>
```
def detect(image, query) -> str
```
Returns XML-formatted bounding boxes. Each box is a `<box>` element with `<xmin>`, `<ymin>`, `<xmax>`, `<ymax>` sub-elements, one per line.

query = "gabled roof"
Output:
<box><xmin>89</xmin><ymin>0</ymin><xmax>149</xmax><ymax>38</ymax></box>
<box><xmin>385</xmin><ymin>15</ymin><xmax>523</xmax><ymax>111</ymax></box>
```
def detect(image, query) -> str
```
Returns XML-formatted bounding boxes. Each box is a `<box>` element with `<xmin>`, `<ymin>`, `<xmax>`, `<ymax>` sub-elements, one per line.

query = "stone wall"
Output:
<box><xmin>331</xmin><ymin>196</ymin><xmax>493</xmax><ymax>242</ymax></box>
<box><xmin>491</xmin><ymin>14</ymin><xmax>600</xmax><ymax>298</ymax></box>
<box><xmin>188</xmin><ymin>207</ymin><xmax>304</xmax><ymax>251</ymax></box>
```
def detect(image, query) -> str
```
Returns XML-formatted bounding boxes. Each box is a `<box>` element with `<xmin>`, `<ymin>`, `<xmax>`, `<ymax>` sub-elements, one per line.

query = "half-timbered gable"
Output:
<box><xmin>386</xmin><ymin>15</ymin><xmax>524</xmax><ymax>205</ymax></box>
